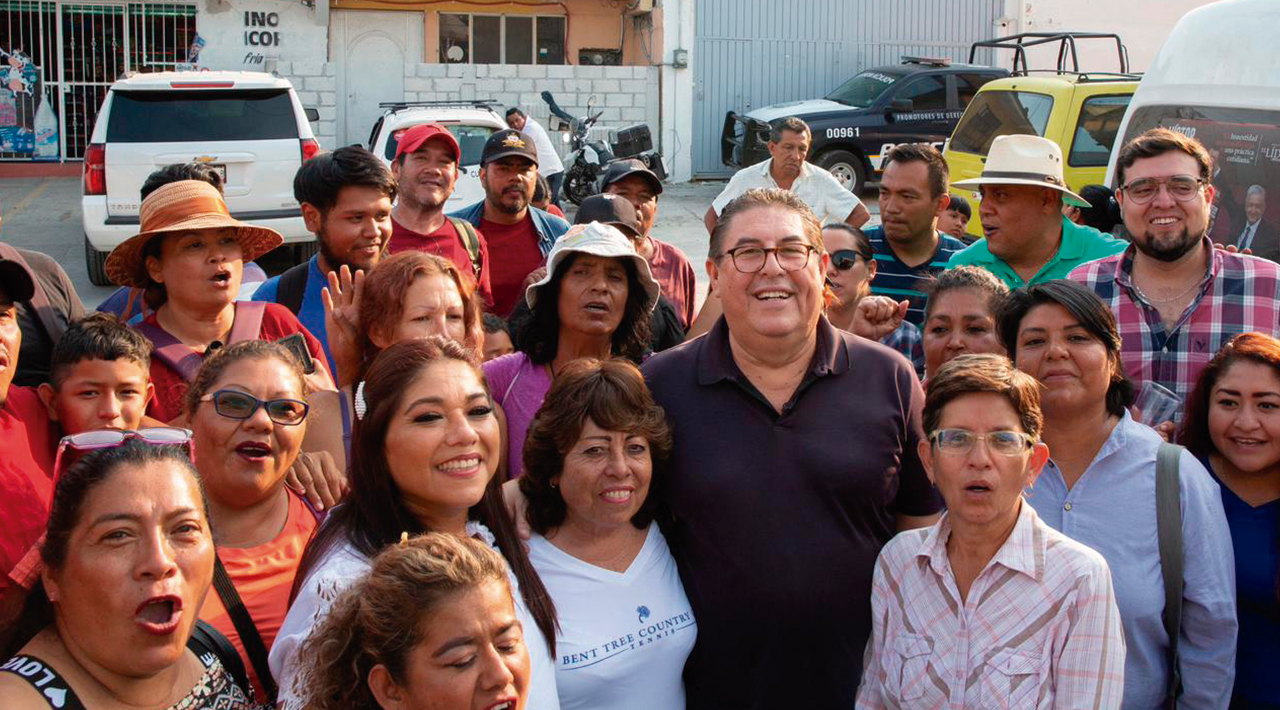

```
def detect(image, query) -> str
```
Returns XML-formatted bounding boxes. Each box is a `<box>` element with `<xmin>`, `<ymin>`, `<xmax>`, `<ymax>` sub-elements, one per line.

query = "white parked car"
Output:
<box><xmin>82</xmin><ymin>70</ymin><xmax>320</xmax><ymax>286</ymax></box>
<box><xmin>366</xmin><ymin>101</ymin><xmax>507</xmax><ymax>212</ymax></box>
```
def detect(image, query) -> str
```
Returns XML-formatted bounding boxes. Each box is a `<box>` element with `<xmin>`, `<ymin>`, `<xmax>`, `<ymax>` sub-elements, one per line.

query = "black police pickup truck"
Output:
<box><xmin>721</xmin><ymin>56</ymin><xmax>1008</xmax><ymax>193</ymax></box>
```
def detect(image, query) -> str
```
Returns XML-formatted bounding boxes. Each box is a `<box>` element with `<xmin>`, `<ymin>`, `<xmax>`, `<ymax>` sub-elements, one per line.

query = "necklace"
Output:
<box><xmin>1131</xmin><ymin>277</ymin><xmax>1200</xmax><ymax>305</ymax></box>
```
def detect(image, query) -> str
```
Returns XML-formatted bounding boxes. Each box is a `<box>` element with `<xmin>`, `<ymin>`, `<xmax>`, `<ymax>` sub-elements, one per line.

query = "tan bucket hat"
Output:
<box><xmin>952</xmin><ymin>134</ymin><xmax>1090</xmax><ymax>208</ymax></box>
<box><xmin>104</xmin><ymin>180</ymin><xmax>284</xmax><ymax>288</ymax></box>
<box><xmin>525</xmin><ymin>221</ymin><xmax>660</xmax><ymax>311</ymax></box>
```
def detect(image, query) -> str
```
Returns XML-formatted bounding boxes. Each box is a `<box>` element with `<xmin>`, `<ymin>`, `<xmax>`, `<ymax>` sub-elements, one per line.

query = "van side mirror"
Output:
<box><xmin>889</xmin><ymin>98</ymin><xmax>913</xmax><ymax>113</ymax></box>
<box><xmin>304</xmin><ymin>107</ymin><xmax>320</xmax><ymax>122</ymax></box>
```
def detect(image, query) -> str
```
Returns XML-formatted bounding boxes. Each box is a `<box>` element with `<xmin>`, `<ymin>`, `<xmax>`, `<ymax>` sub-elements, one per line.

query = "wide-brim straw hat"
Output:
<box><xmin>951</xmin><ymin>134</ymin><xmax>1090</xmax><ymax>208</ymax></box>
<box><xmin>104</xmin><ymin>180</ymin><xmax>284</xmax><ymax>288</ymax></box>
<box><xmin>526</xmin><ymin>221</ymin><xmax>660</xmax><ymax>311</ymax></box>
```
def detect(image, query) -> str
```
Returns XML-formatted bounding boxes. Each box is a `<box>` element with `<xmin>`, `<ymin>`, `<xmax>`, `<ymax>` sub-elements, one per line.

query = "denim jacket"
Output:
<box><xmin>449</xmin><ymin>200</ymin><xmax>570</xmax><ymax>257</ymax></box>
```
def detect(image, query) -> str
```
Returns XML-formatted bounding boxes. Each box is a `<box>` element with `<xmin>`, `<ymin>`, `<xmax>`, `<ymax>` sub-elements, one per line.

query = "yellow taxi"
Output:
<box><xmin>944</xmin><ymin>73</ymin><xmax>1138</xmax><ymax>240</ymax></box>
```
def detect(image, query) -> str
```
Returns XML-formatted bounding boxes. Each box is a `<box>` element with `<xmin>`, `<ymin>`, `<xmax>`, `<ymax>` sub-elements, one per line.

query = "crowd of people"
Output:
<box><xmin>0</xmin><ymin>110</ymin><xmax>1274</xmax><ymax>710</ymax></box>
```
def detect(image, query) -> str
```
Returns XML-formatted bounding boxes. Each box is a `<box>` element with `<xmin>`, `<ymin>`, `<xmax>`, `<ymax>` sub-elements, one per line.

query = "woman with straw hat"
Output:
<box><xmin>104</xmin><ymin>180</ymin><xmax>334</xmax><ymax>424</ymax></box>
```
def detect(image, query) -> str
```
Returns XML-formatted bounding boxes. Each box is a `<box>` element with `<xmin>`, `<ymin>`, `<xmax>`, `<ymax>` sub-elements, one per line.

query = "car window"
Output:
<box><xmin>106</xmin><ymin>89</ymin><xmax>298</xmax><ymax>142</ymax></box>
<box><xmin>1119</xmin><ymin>104</ymin><xmax>1280</xmax><ymax>257</ymax></box>
<box><xmin>955</xmin><ymin>73</ymin><xmax>1001</xmax><ymax>107</ymax></box>
<box><xmin>825</xmin><ymin>69</ymin><xmax>907</xmax><ymax>108</ymax></box>
<box><xmin>384</xmin><ymin>123</ymin><xmax>497</xmax><ymax>166</ymax></box>
<box><xmin>949</xmin><ymin>91</ymin><xmax>1054</xmax><ymax>155</ymax></box>
<box><xmin>893</xmin><ymin>76</ymin><xmax>948</xmax><ymax>111</ymax></box>
<box><xmin>1067</xmin><ymin>94</ymin><xmax>1132</xmax><ymax>167</ymax></box>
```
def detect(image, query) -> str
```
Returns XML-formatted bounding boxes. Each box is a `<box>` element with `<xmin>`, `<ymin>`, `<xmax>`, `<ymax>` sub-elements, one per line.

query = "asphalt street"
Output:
<box><xmin>0</xmin><ymin>176</ymin><xmax>879</xmax><ymax>313</ymax></box>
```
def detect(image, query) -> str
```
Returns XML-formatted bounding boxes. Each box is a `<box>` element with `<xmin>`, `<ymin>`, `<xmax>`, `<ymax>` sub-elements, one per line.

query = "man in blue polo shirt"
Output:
<box><xmin>253</xmin><ymin>146</ymin><xmax>396</xmax><ymax>375</ymax></box>
<box><xmin>948</xmin><ymin>134</ymin><xmax>1126</xmax><ymax>288</ymax></box>
<box><xmin>862</xmin><ymin>144</ymin><xmax>966</xmax><ymax>327</ymax></box>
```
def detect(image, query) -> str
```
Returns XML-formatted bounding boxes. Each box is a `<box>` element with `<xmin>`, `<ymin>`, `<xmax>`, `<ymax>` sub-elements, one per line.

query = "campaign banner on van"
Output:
<box><xmin>1164</xmin><ymin>117</ymin><xmax>1280</xmax><ymax>262</ymax></box>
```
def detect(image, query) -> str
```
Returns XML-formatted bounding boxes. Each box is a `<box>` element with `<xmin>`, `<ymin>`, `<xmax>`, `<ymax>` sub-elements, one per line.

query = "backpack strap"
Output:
<box><xmin>133</xmin><ymin>320</ymin><xmax>205</xmax><ymax>382</ymax></box>
<box><xmin>448</xmin><ymin>217</ymin><xmax>484</xmax><ymax>280</ymax></box>
<box><xmin>0</xmin><ymin>242</ymin><xmax>66</xmax><ymax>344</ymax></box>
<box><xmin>187</xmin><ymin>619</ymin><xmax>253</xmax><ymax>698</ymax></box>
<box><xmin>228</xmin><ymin>301</ymin><xmax>266</xmax><ymax>344</ymax></box>
<box><xmin>212</xmin><ymin>555</ymin><xmax>278</xmax><ymax>702</ymax></box>
<box><xmin>0</xmin><ymin>654</ymin><xmax>86</xmax><ymax>710</ymax></box>
<box><xmin>275</xmin><ymin>261</ymin><xmax>311</xmax><ymax>317</ymax></box>
<box><xmin>1155</xmin><ymin>441</ymin><xmax>1184</xmax><ymax>710</ymax></box>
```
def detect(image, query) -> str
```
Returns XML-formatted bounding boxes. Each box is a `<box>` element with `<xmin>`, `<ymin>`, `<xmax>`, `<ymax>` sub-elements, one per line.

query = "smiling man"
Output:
<box><xmin>254</xmin><ymin>146</ymin><xmax>396</xmax><ymax>374</ymax></box>
<box><xmin>452</xmin><ymin>129</ymin><xmax>570</xmax><ymax>317</ymax></box>
<box><xmin>644</xmin><ymin>187</ymin><xmax>940</xmax><ymax>709</ymax></box>
<box><xmin>948</xmin><ymin>135</ymin><xmax>1126</xmax><ymax>289</ymax></box>
<box><xmin>1070</xmin><ymin>128</ymin><xmax>1280</xmax><ymax>412</ymax></box>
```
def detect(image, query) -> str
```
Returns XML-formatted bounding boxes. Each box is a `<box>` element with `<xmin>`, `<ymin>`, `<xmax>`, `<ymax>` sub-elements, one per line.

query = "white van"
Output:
<box><xmin>82</xmin><ymin>71</ymin><xmax>320</xmax><ymax>285</ymax></box>
<box><xmin>1106</xmin><ymin>0</ymin><xmax>1280</xmax><ymax>251</ymax></box>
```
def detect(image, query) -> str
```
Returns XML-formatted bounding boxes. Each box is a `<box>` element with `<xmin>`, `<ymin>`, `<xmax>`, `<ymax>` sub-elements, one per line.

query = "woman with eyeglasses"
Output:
<box><xmin>270</xmin><ymin>338</ymin><xmax>560</xmax><ymax>710</ymax></box>
<box><xmin>857</xmin><ymin>354</ymin><xmax>1125</xmax><ymax>709</ymax></box>
<box><xmin>0</xmin><ymin>438</ymin><xmax>263</xmax><ymax>709</ymax></box>
<box><xmin>822</xmin><ymin>223</ymin><xmax>924</xmax><ymax>375</ymax></box>
<box><xmin>998</xmin><ymin>280</ymin><xmax>1237</xmax><ymax>710</ymax></box>
<box><xmin>920</xmin><ymin>266</ymin><xmax>1008</xmax><ymax>380</ymax></box>
<box><xmin>183</xmin><ymin>340</ymin><xmax>314</xmax><ymax>703</ymax></box>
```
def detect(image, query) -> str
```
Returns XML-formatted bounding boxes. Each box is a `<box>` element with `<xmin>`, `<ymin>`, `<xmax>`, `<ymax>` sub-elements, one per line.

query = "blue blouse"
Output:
<box><xmin>1203</xmin><ymin>457</ymin><xmax>1280</xmax><ymax>708</ymax></box>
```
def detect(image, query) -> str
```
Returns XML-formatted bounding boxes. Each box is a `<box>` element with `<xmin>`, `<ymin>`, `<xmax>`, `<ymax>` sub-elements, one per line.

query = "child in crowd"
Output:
<box><xmin>36</xmin><ymin>312</ymin><xmax>154</xmax><ymax>434</ymax></box>
<box><xmin>937</xmin><ymin>194</ymin><xmax>972</xmax><ymax>243</ymax></box>
<box><xmin>481</xmin><ymin>312</ymin><xmax>514</xmax><ymax>361</ymax></box>
<box><xmin>533</xmin><ymin>174</ymin><xmax>567</xmax><ymax>219</ymax></box>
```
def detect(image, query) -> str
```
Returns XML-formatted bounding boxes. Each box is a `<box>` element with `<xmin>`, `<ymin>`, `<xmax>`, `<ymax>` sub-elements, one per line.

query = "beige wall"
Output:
<box><xmin>332</xmin><ymin>0</ymin><xmax>660</xmax><ymax>66</ymax></box>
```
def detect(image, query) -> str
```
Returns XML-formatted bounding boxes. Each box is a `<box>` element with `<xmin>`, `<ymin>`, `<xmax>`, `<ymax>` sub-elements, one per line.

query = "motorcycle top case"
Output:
<box><xmin>611</xmin><ymin>124</ymin><xmax>653</xmax><ymax>159</ymax></box>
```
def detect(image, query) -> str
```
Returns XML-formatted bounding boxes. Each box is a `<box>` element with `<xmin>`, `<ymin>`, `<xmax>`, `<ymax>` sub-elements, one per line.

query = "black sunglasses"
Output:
<box><xmin>829</xmin><ymin>249</ymin><xmax>871</xmax><ymax>271</ymax></box>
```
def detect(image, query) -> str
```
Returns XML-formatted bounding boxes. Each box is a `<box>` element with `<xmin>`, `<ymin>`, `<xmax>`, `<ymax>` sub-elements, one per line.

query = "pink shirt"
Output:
<box><xmin>646</xmin><ymin>236</ymin><xmax>697</xmax><ymax>330</ymax></box>
<box><xmin>482</xmin><ymin>352</ymin><xmax>551</xmax><ymax>480</ymax></box>
<box><xmin>856</xmin><ymin>501</ymin><xmax>1125</xmax><ymax>710</ymax></box>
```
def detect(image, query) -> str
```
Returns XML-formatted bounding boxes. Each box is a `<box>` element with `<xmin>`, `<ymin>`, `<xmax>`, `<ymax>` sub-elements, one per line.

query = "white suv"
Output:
<box><xmin>367</xmin><ymin>101</ymin><xmax>507</xmax><ymax>212</ymax></box>
<box><xmin>82</xmin><ymin>70</ymin><xmax>320</xmax><ymax>286</ymax></box>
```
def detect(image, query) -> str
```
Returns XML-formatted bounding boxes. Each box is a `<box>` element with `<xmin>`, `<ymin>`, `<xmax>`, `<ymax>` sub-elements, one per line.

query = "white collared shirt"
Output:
<box><xmin>711</xmin><ymin>157</ymin><xmax>862</xmax><ymax>224</ymax></box>
<box><xmin>520</xmin><ymin>116</ymin><xmax>564</xmax><ymax>176</ymax></box>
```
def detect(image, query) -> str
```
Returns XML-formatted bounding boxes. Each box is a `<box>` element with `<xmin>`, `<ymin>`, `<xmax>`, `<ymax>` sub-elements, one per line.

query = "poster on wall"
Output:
<box><xmin>0</xmin><ymin>48</ymin><xmax>44</xmax><ymax>156</ymax></box>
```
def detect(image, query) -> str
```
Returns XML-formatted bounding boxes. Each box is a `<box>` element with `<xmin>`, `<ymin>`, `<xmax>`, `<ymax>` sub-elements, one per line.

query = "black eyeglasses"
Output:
<box><xmin>201</xmin><ymin>390</ymin><xmax>310</xmax><ymax>426</ymax></box>
<box><xmin>829</xmin><ymin>249</ymin><xmax>871</xmax><ymax>271</ymax></box>
<box><xmin>721</xmin><ymin>244</ymin><xmax>818</xmax><ymax>273</ymax></box>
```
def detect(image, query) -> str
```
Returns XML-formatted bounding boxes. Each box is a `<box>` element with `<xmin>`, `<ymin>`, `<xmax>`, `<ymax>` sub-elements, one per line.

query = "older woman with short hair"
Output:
<box><xmin>520</xmin><ymin>358</ymin><xmax>694</xmax><ymax>710</ymax></box>
<box><xmin>857</xmin><ymin>353</ymin><xmax>1125</xmax><ymax>709</ymax></box>
<box><xmin>999</xmin><ymin>279</ymin><xmax>1237</xmax><ymax>710</ymax></box>
<box><xmin>922</xmin><ymin>265</ymin><xmax>1009</xmax><ymax>379</ymax></box>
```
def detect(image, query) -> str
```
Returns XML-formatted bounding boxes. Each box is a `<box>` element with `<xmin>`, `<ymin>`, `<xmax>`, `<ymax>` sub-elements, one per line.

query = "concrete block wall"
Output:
<box><xmin>400</xmin><ymin>63</ymin><xmax>659</xmax><ymax>164</ymax></box>
<box><xmin>271</xmin><ymin>60</ymin><xmax>340</xmax><ymax>149</ymax></box>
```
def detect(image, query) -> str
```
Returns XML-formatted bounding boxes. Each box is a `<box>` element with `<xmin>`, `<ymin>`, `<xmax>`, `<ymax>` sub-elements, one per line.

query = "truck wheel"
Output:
<box><xmin>816</xmin><ymin>150</ymin><xmax>866</xmax><ymax>195</ymax></box>
<box><xmin>85</xmin><ymin>235</ymin><xmax>111</xmax><ymax>286</ymax></box>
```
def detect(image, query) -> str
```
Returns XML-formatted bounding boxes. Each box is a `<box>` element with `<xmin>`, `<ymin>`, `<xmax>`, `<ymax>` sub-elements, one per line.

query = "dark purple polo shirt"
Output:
<box><xmin>642</xmin><ymin>316</ymin><xmax>940</xmax><ymax>710</ymax></box>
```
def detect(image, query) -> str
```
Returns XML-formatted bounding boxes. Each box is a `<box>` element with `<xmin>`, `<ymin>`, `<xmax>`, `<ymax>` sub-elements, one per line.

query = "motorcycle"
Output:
<box><xmin>541</xmin><ymin>90</ymin><xmax>666</xmax><ymax>206</ymax></box>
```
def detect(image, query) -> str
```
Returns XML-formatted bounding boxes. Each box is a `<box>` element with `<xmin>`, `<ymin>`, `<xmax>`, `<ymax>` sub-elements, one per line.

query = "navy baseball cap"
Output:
<box><xmin>601</xmin><ymin>158</ymin><xmax>663</xmax><ymax>195</ymax></box>
<box><xmin>0</xmin><ymin>258</ymin><xmax>34</xmax><ymax>303</ymax></box>
<box><xmin>573</xmin><ymin>194</ymin><xmax>640</xmax><ymax>239</ymax></box>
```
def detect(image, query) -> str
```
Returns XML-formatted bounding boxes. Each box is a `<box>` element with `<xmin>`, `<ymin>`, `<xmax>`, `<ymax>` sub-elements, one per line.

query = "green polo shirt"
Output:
<box><xmin>946</xmin><ymin>217</ymin><xmax>1128</xmax><ymax>289</ymax></box>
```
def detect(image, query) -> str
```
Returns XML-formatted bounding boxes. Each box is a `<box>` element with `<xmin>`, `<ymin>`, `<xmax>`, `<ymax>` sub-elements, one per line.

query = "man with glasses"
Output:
<box><xmin>1070</xmin><ymin>128</ymin><xmax>1280</xmax><ymax>413</ymax></box>
<box><xmin>643</xmin><ymin>187</ymin><xmax>941</xmax><ymax>709</ymax></box>
<box><xmin>948</xmin><ymin>135</ymin><xmax>1126</xmax><ymax>289</ymax></box>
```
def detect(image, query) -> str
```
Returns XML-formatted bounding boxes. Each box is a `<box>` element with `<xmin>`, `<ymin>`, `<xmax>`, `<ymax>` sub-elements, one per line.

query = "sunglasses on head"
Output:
<box><xmin>53</xmin><ymin>427</ymin><xmax>195</xmax><ymax>484</ymax></box>
<box><xmin>829</xmin><ymin>249</ymin><xmax>871</xmax><ymax>271</ymax></box>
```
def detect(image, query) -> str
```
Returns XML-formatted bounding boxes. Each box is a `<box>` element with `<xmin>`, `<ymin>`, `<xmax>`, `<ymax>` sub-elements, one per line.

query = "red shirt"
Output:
<box><xmin>0</xmin><ymin>386</ymin><xmax>57</xmax><ymax>599</ymax></box>
<box><xmin>142</xmin><ymin>303</ymin><xmax>331</xmax><ymax>423</ymax></box>
<box><xmin>647</xmin><ymin>236</ymin><xmax>698</xmax><ymax>330</ymax></box>
<box><xmin>388</xmin><ymin>217</ymin><xmax>495</xmax><ymax>308</ymax></box>
<box><xmin>481</xmin><ymin>216</ymin><xmax>546</xmax><ymax>317</ymax></box>
<box><xmin>200</xmin><ymin>491</ymin><xmax>317</xmax><ymax>700</ymax></box>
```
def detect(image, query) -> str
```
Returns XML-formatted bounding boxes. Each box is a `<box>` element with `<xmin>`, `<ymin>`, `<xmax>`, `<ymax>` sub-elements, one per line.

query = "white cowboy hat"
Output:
<box><xmin>952</xmin><ymin>134</ymin><xmax>1090</xmax><ymax>208</ymax></box>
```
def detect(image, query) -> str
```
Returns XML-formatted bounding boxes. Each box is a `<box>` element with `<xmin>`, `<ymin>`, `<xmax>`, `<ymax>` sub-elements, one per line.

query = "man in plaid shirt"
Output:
<box><xmin>1069</xmin><ymin>128</ymin><xmax>1280</xmax><ymax>422</ymax></box>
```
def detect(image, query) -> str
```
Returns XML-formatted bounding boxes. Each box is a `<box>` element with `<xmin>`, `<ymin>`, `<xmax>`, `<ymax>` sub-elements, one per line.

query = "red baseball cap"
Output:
<box><xmin>393</xmin><ymin>123</ymin><xmax>461</xmax><ymax>162</ymax></box>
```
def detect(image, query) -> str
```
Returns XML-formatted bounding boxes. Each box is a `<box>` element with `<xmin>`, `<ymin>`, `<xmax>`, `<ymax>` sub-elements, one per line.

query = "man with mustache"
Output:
<box><xmin>386</xmin><ymin>123</ymin><xmax>494</xmax><ymax>309</ymax></box>
<box><xmin>1070</xmin><ymin>128</ymin><xmax>1280</xmax><ymax>415</ymax></box>
<box><xmin>452</xmin><ymin>129</ymin><xmax>570</xmax><ymax>317</ymax></box>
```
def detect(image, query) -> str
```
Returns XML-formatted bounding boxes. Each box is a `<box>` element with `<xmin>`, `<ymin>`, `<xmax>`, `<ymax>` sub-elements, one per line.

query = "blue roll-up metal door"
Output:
<box><xmin>693</xmin><ymin>0</ymin><xmax>1004</xmax><ymax>178</ymax></box>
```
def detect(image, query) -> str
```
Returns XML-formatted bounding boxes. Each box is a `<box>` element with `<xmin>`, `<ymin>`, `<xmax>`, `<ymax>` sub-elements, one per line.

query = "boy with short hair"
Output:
<box><xmin>481</xmin><ymin>313</ymin><xmax>514</xmax><ymax>362</ymax></box>
<box><xmin>937</xmin><ymin>194</ymin><xmax>973</xmax><ymax>243</ymax></box>
<box><xmin>37</xmin><ymin>312</ymin><xmax>154</xmax><ymax>434</ymax></box>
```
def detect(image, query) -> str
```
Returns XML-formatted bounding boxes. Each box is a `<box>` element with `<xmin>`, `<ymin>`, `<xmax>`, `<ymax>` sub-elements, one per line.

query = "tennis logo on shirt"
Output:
<box><xmin>637</xmin><ymin>605</ymin><xmax>651</xmax><ymax>623</ymax></box>
<box><xmin>559</xmin><ymin>610</ymin><xmax>695</xmax><ymax>670</ymax></box>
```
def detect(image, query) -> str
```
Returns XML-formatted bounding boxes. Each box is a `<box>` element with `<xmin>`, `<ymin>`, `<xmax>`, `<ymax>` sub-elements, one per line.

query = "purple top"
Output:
<box><xmin>483</xmin><ymin>352</ymin><xmax>552</xmax><ymax>479</ymax></box>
